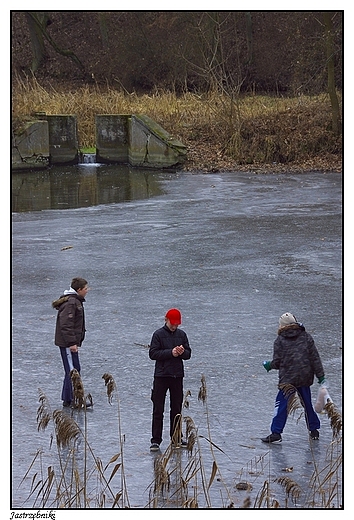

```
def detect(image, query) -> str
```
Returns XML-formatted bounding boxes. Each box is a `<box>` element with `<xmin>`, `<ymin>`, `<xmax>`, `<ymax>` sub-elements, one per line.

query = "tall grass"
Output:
<box><xmin>12</xmin><ymin>74</ymin><xmax>342</xmax><ymax>168</ymax></box>
<box><xmin>17</xmin><ymin>372</ymin><xmax>342</xmax><ymax>509</ymax></box>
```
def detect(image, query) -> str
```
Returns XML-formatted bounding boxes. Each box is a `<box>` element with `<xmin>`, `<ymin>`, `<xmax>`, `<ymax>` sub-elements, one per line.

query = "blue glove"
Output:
<box><xmin>263</xmin><ymin>361</ymin><xmax>272</xmax><ymax>372</ymax></box>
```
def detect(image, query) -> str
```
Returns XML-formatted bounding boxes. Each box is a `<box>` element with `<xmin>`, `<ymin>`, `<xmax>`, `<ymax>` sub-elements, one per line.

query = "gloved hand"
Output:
<box><xmin>318</xmin><ymin>375</ymin><xmax>326</xmax><ymax>385</ymax></box>
<box><xmin>263</xmin><ymin>361</ymin><xmax>272</xmax><ymax>372</ymax></box>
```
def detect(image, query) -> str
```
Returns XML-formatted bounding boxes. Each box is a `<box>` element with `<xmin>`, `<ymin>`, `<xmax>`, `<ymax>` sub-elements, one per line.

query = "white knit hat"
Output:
<box><xmin>279</xmin><ymin>312</ymin><xmax>297</xmax><ymax>328</ymax></box>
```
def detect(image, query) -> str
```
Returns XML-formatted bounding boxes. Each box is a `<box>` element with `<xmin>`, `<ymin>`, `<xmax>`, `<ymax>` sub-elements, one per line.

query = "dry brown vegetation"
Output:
<box><xmin>19</xmin><ymin>372</ymin><xmax>342</xmax><ymax>509</ymax></box>
<box><xmin>12</xmin><ymin>75</ymin><xmax>342</xmax><ymax>174</ymax></box>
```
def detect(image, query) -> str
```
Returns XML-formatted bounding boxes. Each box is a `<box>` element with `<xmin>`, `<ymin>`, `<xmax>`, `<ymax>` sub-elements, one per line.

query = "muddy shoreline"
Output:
<box><xmin>182</xmin><ymin>142</ymin><xmax>342</xmax><ymax>174</ymax></box>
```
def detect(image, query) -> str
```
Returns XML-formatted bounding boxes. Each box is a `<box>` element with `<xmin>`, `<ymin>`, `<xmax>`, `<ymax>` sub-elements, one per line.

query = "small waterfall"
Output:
<box><xmin>81</xmin><ymin>153</ymin><xmax>97</xmax><ymax>164</ymax></box>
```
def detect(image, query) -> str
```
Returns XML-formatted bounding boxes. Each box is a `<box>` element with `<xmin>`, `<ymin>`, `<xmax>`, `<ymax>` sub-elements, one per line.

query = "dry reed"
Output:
<box><xmin>19</xmin><ymin>373</ymin><xmax>342</xmax><ymax>509</ymax></box>
<box><xmin>12</xmin><ymin>73</ymin><xmax>342</xmax><ymax>168</ymax></box>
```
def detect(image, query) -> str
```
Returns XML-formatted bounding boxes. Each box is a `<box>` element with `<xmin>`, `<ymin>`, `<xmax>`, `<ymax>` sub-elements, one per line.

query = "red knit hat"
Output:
<box><xmin>165</xmin><ymin>308</ymin><xmax>182</xmax><ymax>325</ymax></box>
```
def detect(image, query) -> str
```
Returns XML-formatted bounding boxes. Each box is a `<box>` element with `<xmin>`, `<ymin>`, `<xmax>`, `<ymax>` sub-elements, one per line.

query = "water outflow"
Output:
<box><xmin>81</xmin><ymin>153</ymin><xmax>97</xmax><ymax>164</ymax></box>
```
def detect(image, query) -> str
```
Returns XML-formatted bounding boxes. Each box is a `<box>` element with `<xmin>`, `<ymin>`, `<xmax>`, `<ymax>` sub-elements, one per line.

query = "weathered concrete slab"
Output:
<box><xmin>95</xmin><ymin>114</ymin><xmax>130</xmax><ymax>164</ymax></box>
<box><xmin>47</xmin><ymin>115</ymin><xmax>79</xmax><ymax>165</ymax></box>
<box><xmin>12</xmin><ymin>120</ymin><xmax>50</xmax><ymax>170</ymax></box>
<box><xmin>129</xmin><ymin>114</ymin><xmax>187</xmax><ymax>168</ymax></box>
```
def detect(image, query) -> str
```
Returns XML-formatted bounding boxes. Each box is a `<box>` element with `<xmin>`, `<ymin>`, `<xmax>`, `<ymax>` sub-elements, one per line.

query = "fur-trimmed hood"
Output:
<box><xmin>52</xmin><ymin>295</ymin><xmax>69</xmax><ymax>309</ymax></box>
<box><xmin>52</xmin><ymin>288</ymin><xmax>85</xmax><ymax>309</ymax></box>
<box><xmin>277</xmin><ymin>323</ymin><xmax>305</xmax><ymax>337</ymax></box>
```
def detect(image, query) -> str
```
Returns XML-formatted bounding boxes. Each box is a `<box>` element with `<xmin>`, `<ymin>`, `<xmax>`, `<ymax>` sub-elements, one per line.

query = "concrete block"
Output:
<box><xmin>96</xmin><ymin>114</ymin><xmax>129</xmax><ymax>164</ymax></box>
<box><xmin>12</xmin><ymin>120</ymin><xmax>50</xmax><ymax>170</ymax></box>
<box><xmin>47</xmin><ymin>115</ymin><xmax>79</xmax><ymax>165</ymax></box>
<box><xmin>129</xmin><ymin>114</ymin><xmax>187</xmax><ymax>168</ymax></box>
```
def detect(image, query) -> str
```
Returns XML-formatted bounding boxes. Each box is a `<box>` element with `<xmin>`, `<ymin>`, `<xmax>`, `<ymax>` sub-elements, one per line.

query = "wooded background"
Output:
<box><xmin>11</xmin><ymin>11</ymin><xmax>342</xmax><ymax>96</ymax></box>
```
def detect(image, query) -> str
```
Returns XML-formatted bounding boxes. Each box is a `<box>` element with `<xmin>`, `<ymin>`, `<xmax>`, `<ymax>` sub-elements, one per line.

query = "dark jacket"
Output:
<box><xmin>149</xmin><ymin>324</ymin><xmax>191</xmax><ymax>378</ymax></box>
<box><xmin>53</xmin><ymin>293</ymin><xmax>86</xmax><ymax>348</ymax></box>
<box><xmin>270</xmin><ymin>324</ymin><xmax>324</xmax><ymax>387</ymax></box>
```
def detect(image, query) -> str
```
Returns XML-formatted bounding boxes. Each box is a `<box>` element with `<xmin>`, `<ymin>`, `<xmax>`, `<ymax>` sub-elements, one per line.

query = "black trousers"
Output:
<box><xmin>151</xmin><ymin>376</ymin><xmax>183</xmax><ymax>444</ymax></box>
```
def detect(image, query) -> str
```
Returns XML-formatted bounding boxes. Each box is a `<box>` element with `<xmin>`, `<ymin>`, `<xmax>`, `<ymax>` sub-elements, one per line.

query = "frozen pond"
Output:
<box><xmin>11</xmin><ymin>167</ymin><xmax>342</xmax><ymax>510</ymax></box>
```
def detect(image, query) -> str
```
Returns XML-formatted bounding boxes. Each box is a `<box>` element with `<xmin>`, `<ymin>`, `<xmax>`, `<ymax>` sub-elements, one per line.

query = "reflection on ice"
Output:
<box><xmin>12</xmin><ymin>164</ymin><xmax>165</xmax><ymax>212</ymax></box>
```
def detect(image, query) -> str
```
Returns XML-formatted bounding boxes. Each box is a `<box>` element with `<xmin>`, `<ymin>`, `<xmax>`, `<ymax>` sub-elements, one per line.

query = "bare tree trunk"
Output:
<box><xmin>323</xmin><ymin>12</ymin><xmax>341</xmax><ymax>136</ymax></box>
<box><xmin>245</xmin><ymin>12</ymin><xmax>253</xmax><ymax>65</ymax></box>
<box><xmin>25</xmin><ymin>12</ymin><xmax>49</xmax><ymax>72</ymax></box>
<box><xmin>25</xmin><ymin>11</ymin><xmax>86</xmax><ymax>74</ymax></box>
<box><xmin>98</xmin><ymin>12</ymin><xmax>110</xmax><ymax>50</ymax></box>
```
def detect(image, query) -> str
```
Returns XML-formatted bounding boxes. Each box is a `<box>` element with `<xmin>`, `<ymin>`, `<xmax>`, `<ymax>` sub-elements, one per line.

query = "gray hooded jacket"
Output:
<box><xmin>269</xmin><ymin>324</ymin><xmax>324</xmax><ymax>387</ymax></box>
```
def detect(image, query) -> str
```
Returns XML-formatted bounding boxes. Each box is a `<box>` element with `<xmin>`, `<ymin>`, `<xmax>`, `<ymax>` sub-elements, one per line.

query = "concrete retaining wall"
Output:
<box><xmin>47</xmin><ymin>115</ymin><xmax>79</xmax><ymax>165</ymax></box>
<box><xmin>96</xmin><ymin>115</ymin><xmax>129</xmax><ymax>164</ymax></box>
<box><xmin>129</xmin><ymin>114</ymin><xmax>187</xmax><ymax>168</ymax></box>
<box><xmin>12</xmin><ymin>113</ymin><xmax>186</xmax><ymax>171</ymax></box>
<box><xmin>12</xmin><ymin>120</ymin><xmax>50</xmax><ymax>170</ymax></box>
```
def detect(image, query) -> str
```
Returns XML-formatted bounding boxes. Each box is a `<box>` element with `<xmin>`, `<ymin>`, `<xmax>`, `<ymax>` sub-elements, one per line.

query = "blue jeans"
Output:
<box><xmin>271</xmin><ymin>386</ymin><xmax>320</xmax><ymax>434</ymax></box>
<box><xmin>59</xmin><ymin>347</ymin><xmax>81</xmax><ymax>403</ymax></box>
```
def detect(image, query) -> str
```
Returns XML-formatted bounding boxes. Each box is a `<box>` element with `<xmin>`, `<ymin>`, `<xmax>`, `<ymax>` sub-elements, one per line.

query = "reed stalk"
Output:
<box><xmin>19</xmin><ymin>374</ymin><xmax>341</xmax><ymax>509</ymax></box>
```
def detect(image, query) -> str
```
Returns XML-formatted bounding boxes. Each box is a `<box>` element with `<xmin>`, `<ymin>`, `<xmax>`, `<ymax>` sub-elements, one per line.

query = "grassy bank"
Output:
<box><xmin>12</xmin><ymin>75</ymin><xmax>342</xmax><ymax>173</ymax></box>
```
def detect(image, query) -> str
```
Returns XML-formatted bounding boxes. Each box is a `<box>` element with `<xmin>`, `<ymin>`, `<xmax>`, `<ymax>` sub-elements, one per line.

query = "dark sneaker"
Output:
<box><xmin>173</xmin><ymin>440</ymin><xmax>188</xmax><ymax>449</ymax></box>
<box><xmin>150</xmin><ymin>443</ymin><xmax>160</xmax><ymax>452</ymax></box>
<box><xmin>261</xmin><ymin>433</ymin><xmax>282</xmax><ymax>444</ymax></box>
<box><xmin>310</xmin><ymin>430</ymin><xmax>319</xmax><ymax>440</ymax></box>
<box><xmin>63</xmin><ymin>401</ymin><xmax>72</xmax><ymax>407</ymax></box>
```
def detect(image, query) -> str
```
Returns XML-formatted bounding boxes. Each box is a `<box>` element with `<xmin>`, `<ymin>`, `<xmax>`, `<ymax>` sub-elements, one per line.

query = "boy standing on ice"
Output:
<box><xmin>149</xmin><ymin>308</ymin><xmax>191</xmax><ymax>451</ymax></box>
<box><xmin>261</xmin><ymin>312</ymin><xmax>325</xmax><ymax>443</ymax></box>
<box><xmin>53</xmin><ymin>277</ymin><xmax>92</xmax><ymax>408</ymax></box>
